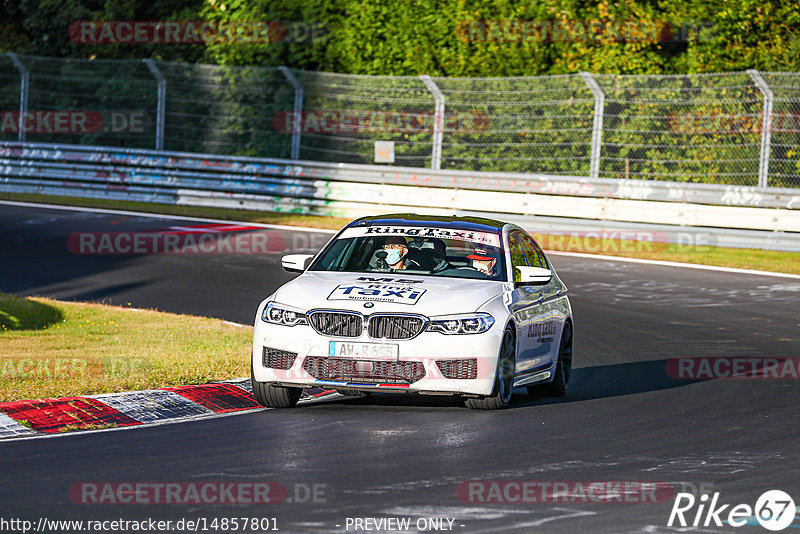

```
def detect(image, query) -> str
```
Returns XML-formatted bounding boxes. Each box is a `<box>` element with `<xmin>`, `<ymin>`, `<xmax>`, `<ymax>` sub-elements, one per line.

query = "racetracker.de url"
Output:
<box><xmin>0</xmin><ymin>517</ymin><xmax>279</xmax><ymax>533</ymax></box>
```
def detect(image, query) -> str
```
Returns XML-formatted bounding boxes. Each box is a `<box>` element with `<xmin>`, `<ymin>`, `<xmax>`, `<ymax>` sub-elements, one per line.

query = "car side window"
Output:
<box><xmin>520</xmin><ymin>234</ymin><xmax>546</xmax><ymax>269</ymax></box>
<box><xmin>508</xmin><ymin>233</ymin><xmax>526</xmax><ymax>283</ymax></box>
<box><xmin>533</xmin><ymin>241</ymin><xmax>549</xmax><ymax>269</ymax></box>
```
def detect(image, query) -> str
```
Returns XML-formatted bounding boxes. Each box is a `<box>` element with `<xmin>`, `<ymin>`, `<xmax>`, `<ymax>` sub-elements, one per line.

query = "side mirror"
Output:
<box><xmin>516</xmin><ymin>266</ymin><xmax>552</xmax><ymax>285</ymax></box>
<box><xmin>281</xmin><ymin>254</ymin><xmax>314</xmax><ymax>273</ymax></box>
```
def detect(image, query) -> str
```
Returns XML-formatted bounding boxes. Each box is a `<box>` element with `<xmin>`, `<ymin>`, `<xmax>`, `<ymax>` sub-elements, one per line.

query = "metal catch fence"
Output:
<box><xmin>1</xmin><ymin>53</ymin><xmax>798</xmax><ymax>188</ymax></box>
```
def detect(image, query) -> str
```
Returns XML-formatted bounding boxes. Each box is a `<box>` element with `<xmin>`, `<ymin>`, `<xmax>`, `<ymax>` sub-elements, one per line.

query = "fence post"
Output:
<box><xmin>279</xmin><ymin>67</ymin><xmax>303</xmax><ymax>160</ymax></box>
<box><xmin>580</xmin><ymin>72</ymin><xmax>604</xmax><ymax>180</ymax></box>
<box><xmin>420</xmin><ymin>75</ymin><xmax>444</xmax><ymax>170</ymax></box>
<box><xmin>143</xmin><ymin>59</ymin><xmax>166</xmax><ymax>151</ymax></box>
<box><xmin>747</xmin><ymin>69</ymin><xmax>773</xmax><ymax>188</ymax></box>
<box><xmin>6</xmin><ymin>53</ymin><xmax>29</xmax><ymax>143</ymax></box>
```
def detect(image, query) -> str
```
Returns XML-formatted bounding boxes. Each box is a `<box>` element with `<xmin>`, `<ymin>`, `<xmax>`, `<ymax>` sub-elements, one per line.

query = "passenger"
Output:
<box><xmin>467</xmin><ymin>248</ymin><xmax>497</xmax><ymax>276</ymax></box>
<box><xmin>430</xmin><ymin>239</ymin><xmax>450</xmax><ymax>272</ymax></box>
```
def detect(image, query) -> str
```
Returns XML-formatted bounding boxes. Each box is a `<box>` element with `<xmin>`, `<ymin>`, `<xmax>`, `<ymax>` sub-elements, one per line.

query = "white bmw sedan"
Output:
<box><xmin>251</xmin><ymin>214</ymin><xmax>573</xmax><ymax>409</ymax></box>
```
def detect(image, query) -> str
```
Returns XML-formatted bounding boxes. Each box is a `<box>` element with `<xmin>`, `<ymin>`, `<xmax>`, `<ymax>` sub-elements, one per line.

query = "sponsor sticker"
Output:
<box><xmin>328</xmin><ymin>283</ymin><xmax>426</xmax><ymax>305</ymax></box>
<box><xmin>526</xmin><ymin>320</ymin><xmax>557</xmax><ymax>342</ymax></box>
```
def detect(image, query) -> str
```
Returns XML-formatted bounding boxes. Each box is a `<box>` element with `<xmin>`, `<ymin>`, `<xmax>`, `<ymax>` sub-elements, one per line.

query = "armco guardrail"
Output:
<box><xmin>1</xmin><ymin>142</ymin><xmax>800</xmax><ymax>251</ymax></box>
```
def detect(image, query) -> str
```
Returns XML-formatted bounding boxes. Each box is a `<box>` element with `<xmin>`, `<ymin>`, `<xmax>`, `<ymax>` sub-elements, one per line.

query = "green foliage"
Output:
<box><xmin>2</xmin><ymin>0</ymin><xmax>799</xmax><ymax>75</ymax></box>
<box><xmin>0</xmin><ymin>0</ymin><xmax>205</xmax><ymax>61</ymax></box>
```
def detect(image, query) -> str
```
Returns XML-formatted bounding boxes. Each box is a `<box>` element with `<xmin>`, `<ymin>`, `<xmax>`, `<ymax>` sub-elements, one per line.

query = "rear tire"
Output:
<box><xmin>251</xmin><ymin>363</ymin><xmax>302</xmax><ymax>408</ymax></box>
<box><xmin>528</xmin><ymin>320</ymin><xmax>572</xmax><ymax>398</ymax></box>
<box><xmin>466</xmin><ymin>326</ymin><xmax>516</xmax><ymax>410</ymax></box>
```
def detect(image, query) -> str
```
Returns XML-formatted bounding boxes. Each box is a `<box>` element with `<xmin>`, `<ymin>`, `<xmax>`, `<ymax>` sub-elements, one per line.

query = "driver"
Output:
<box><xmin>376</xmin><ymin>236</ymin><xmax>420</xmax><ymax>270</ymax></box>
<box><xmin>467</xmin><ymin>247</ymin><xmax>497</xmax><ymax>276</ymax></box>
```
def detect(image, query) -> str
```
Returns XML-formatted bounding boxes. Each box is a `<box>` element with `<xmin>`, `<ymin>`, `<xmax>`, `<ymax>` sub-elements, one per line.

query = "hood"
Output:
<box><xmin>273</xmin><ymin>271</ymin><xmax>505</xmax><ymax>316</ymax></box>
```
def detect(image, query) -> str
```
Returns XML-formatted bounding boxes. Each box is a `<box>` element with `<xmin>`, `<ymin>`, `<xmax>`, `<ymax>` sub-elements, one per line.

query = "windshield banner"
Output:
<box><xmin>340</xmin><ymin>226</ymin><xmax>501</xmax><ymax>247</ymax></box>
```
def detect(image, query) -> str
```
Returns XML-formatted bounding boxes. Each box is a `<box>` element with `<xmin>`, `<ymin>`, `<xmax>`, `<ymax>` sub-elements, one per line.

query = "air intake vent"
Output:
<box><xmin>263</xmin><ymin>347</ymin><xmax>298</xmax><ymax>370</ymax></box>
<box><xmin>368</xmin><ymin>314</ymin><xmax>426</xmax><ymax>339</ymax></box>
<box><xmin>304</xmin><ymin>357</ymin><xmax>425</xmax><ymax>384</ymax></box>
<box><xmin>308</xmin><ymin>311</ymin><xmax>363</xmax><ymax>337</ymax></box>
<box><xmin>436</xmin><ymin>359</ymin><xmax>478</xmax><ymax>379</ymax></box>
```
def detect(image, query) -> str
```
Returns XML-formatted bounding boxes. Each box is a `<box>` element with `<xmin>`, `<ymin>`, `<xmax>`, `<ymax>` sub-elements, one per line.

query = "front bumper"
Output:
<box><xmin>251</xmin><ymin>321</ymin><xmax>504</xmax><ymax>396</ymax></box>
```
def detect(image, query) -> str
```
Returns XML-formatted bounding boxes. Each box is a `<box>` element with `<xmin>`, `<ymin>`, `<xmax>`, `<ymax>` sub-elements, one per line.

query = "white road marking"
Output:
<box><xmin>547</xmin><ymin>250</ymin><xmax>800</xmax><ymax>279</ymax></box>
<box><xmin>222</xmin><ymin>320</ymin><xmax>249</xmax><ymax>328</ymax></box>
<box><xmin>0</xmin><ymin>199</ymin><xmax>337</xmax><ymax>234</ymax></box>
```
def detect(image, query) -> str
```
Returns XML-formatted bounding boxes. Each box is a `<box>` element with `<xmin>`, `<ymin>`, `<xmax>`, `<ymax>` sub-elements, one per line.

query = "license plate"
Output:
<box><xmin>329</xmin><ymin>341</ymin><xmax>398</xmax><ymax>360</ymax></box>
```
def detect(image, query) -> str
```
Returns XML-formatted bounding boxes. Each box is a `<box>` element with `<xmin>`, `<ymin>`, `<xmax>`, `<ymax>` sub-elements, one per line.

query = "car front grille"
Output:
<box><xmin>437</xmin><ymin>359</ymin><xmax>478</xmax><ymax>379</ymax></box>
<box><xmin>308</xmin><ymin>311</ymin><xmax>363</xmax><ymax>337</ymax></box>
<box><xmin>304</xmin><ymin>356</ymin><xmax>426</xmax><ymax>384</ymax></box>
<box><xmin>263</xmin><ymin>347</ymin><xmax>298</xmax><ymax>370</ymax></box>
<box><xmin>367</xmin><ymin>314</ymin><xmax>426</xmax><ymax>340</ymax></box>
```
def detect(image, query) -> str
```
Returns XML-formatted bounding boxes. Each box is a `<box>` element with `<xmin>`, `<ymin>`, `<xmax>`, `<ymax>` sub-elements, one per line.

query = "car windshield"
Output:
<box><xmin>311</xmin><ymin>225</ymin><xmax>507</xmax><ymax>281</ymax></box>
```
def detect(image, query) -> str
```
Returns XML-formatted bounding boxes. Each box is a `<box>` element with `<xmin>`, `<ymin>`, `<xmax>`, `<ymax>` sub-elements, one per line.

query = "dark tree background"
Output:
<box><xmin>1</xmin><ymin>0</ymin><xmax>798</xmax><ymax>74</ymax></box>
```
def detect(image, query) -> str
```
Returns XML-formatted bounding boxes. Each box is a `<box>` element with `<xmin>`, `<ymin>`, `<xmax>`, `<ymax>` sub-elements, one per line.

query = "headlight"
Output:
<box><xmin>261</xmin><ymin>302</ymin><xmax>308</xmax><ymax>326</ymax></box>
<box><xmin>427</xmin><ymin>313</ymin><xmax>494</xmax><ymax>335</ymax></box>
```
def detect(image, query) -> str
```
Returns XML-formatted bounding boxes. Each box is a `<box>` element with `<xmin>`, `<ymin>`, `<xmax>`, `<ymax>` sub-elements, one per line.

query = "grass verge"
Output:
<box><xmin>1</xmin><ymin>192</ymin><xmax>799</xmax><ymax>275</ymax></box>
<box><xmin>0</xmin><ymin>293</ymin><xmax>252</xmax><ymax>402</ymax></box>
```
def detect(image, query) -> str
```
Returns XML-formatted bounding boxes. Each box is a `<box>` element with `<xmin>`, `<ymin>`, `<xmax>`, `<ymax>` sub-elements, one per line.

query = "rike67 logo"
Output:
<box><xmin>668</xmin><ymin>490</ymin><xmax>796</xmax><ymax>531</ymax></box>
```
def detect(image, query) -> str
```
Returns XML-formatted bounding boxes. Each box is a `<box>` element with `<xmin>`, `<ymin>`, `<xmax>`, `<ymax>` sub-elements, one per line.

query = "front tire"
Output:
<box><xmin>466</xmin><ymin>325</ymin><xmax>516</xmax><ymax>410</ymax></box>
<box><xmin>251</xmin><ymin>363</ymin><xmax>302</xmax><ymax>408</ymax></box>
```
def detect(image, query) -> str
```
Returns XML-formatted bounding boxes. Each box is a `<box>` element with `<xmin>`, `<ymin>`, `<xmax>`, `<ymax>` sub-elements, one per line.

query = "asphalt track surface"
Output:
<box><xmin>1</xmin><ymin>202</ymin><xmax>798</xmax><ymax>533</ymax></box>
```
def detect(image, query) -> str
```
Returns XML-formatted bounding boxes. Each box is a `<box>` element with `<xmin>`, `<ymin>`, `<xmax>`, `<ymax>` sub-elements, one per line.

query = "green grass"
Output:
<box><xmin>0</xmin><ymin>294</ymin><xmax>64</xmax><ymax>331</ymax></box>
<box><xmin>0</xmin><ymin>293</ymin><xmax>252</xmax><ymax>402</ymax></box>
<box><xmin>58</xmin><ymin>422</ymin><xmax>118</xmax><ymax>433</ymax></box>
<box><xmin>1</xmin><ymin>192</ymin><xmax>799</xmax><ymax>275</ymax></box>
<box><xmin>16</xmin><ymin>419</ymin><xmax>33</xmax><ymax>429</ymax></box>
